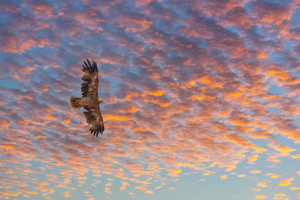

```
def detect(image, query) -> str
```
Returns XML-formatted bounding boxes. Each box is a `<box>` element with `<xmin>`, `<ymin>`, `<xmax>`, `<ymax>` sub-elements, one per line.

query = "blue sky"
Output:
<box><xmin>0</xmin><ymin>0</ymin><xmax>299</xmax><ymax>199</ymax></box>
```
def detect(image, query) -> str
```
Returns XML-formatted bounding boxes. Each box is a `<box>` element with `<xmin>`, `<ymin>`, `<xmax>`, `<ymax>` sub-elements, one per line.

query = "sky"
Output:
<box><xmin>0</xmin><ymin>0</ymin><xmax>299</xmax><ymax>199</ymax></box>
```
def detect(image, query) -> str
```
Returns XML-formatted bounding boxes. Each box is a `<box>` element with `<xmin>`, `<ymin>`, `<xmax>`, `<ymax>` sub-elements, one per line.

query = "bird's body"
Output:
<box><xmin>82</xmin><ymin>96</ymin><xmax>101</xmax><ymax>106</ymax></box>
<box><xmin>69</xmin><ymin>59</ymin><xmax>105</xmax><ymax>137</ymax></box>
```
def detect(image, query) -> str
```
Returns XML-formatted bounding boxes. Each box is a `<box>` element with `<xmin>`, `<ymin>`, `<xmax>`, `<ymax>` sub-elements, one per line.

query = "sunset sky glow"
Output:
<box><xmin>0</xmin><ymin>0</ymin><xmax>299</xmax><ymax>199</ymax></box>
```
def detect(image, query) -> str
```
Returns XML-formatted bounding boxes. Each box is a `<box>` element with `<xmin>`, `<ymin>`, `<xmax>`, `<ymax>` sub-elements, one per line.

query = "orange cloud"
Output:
<box><xmin>247</xmin><ymin>154</ymin><xmax>259</xmax><ymax>164</ymax></box>
<box><xmin>122</xmin><ymin>13</ymin><xmax>153</xmax><ymax>33</ymax></box>
<box><xmin>279</xmin><ymin>177</ymin><xmax>294</xmax><ymax>186</ymax></box>
<box><xmin>220</xmin><ymin>175</ymin><xmax>227</xmax><ymax>179</ymax></box>
<box><xmin>266</xmin><ymin>173</ymin><xmax>280</xmax><ymax>179</ymax></box>
<box><xmin>256</xmin><ymin>194</ymin><xmax>266</xmax><ymax>199</ymax></box>
<box><xmin>0</xmin><ymin>117</ymin><xmax>10</xmax><ymax>129</ymax></box>
<box><xmin>0</xmin><ymin>0</ymin><xmax>299</xmax><ymax>199</ymax></box>
<box><xmin>250</xmin><ymin>170</ymin><xmax>261</xmax><ymax>174</ymax></box>
<box><xmin>168</xmin><ymin>168</ymin><xmax>182</xmax><ymax>177</ymax></box>
<box><xmin>257</xmin><ymin>182</ymin><xmax>267</xmax><ymax>187</ymax></box>
<box><xmin>2</xmin><ymin>36</ymin><xmax>51</xmax><ymax>53</ymax></box>
<box><xmin>223</xmin><ymin>6</ymin><xmax>252</xmax><ymax>29</ymax></box>
<box><xmin>145</xmin><ymin>190</ymin><xmax>153</xmax><ymax>194</ymax></box>
<box><xmin>290</xmin><ymin>187</ymin><xmax>300</xmax><ymax>190</ymax></box>
<box><xmin>251</xmin><ymin>2</ymin><xmax>292</xmax><ymax>25</ymax></box>
<box><xmin>104</xmin><ymin>187</ymin><xmax>111</xmax><ymax>194</ymax></box>
<box><xmin>226</xmin><ymin>134</ymin><xmax>265</xmax><ymax>152</ymax></box>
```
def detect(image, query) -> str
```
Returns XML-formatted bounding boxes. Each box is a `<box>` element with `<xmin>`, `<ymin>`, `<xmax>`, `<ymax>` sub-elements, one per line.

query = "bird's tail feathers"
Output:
<box><xmin>69</xmin><ymin>96</ymin><xmax>83</xmax><ymax>109</ymax></box>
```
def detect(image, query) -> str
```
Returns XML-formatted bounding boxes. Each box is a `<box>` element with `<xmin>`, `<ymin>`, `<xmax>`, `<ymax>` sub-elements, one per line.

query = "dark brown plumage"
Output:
<box><xmin>69</xmin><ymin>59</ymin><xmax>105</xmax><ymax>137</ymax></box>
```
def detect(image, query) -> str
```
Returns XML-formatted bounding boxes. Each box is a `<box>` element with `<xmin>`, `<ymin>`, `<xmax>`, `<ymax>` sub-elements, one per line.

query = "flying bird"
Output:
<box><xmin>69</xmin><ymin>59</ymin><xmax>105</xmax><ymax>137</ymax></box>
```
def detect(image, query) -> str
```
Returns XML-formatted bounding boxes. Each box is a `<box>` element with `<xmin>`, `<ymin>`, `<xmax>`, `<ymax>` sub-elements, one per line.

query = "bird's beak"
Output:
<box><xmin>99</xmin><ymin>98</ymin><xmax>104</xmax><ymax>104</ymax></box>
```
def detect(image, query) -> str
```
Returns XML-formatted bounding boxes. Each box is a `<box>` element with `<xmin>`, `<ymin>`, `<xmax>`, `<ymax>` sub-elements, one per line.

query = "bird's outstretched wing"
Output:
<box><xmin>83</xmin><ymin>105</ymin><xmax>104</xmax><ymax>137</ymax></box>
<box><xmin>81</xmin><ymin>59</ymin><xmax>98</xmax><ymax>97</ymax></box>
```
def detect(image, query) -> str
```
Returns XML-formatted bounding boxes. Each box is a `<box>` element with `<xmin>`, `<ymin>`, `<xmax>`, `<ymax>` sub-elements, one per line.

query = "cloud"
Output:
<box><xmin>1</xmin><ymin>33</ymin><xmax>52</xmax><ymax>53</ymax></box>
<box><xmin>257</xmin><ymin>182</ymin><xmax>267</xmax><ymax>187</ymax></box>
<box><xmin>279</xmin><ymin>177</ymin><xmax>294</xmax><ymax>186</ymax></box>
<box><xmin>250</xmin><ymin>1</ymin><xmax>292</xmax><ymax>25</ymax></box>
<box><xmin>168</xmin><ymin>168</ymin><xmax>182</xmax><ymax>177</ymax></box>
<box><xmin>256</xmin><ymin>195</ymin><xmax>267</xmax><ymax>199</ymax></box>
<box><xmin>0</xmin><ymin>0</ymin><xmax>299</xmax><ymax>199</ymax></box>
<box><xmin>223</xmin><ymin>6</ymin><xmax>252</xmax><ymax>30</ymax></box>
<box><xmin>251</xmin><ymin>170</ymin><xmax>261</xmax><ymax>174</ymax></box>
<box><xmin>220</xmin><ymin>175</ymin><xmax>227</xmax><ymax>179</ymax></box>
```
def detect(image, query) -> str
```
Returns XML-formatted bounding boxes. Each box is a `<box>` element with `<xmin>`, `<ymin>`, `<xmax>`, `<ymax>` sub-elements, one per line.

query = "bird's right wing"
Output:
<box><xmin>83</xmin><ymin>105</ymin><xmax>104</xmax><ymax>137</ymax></box>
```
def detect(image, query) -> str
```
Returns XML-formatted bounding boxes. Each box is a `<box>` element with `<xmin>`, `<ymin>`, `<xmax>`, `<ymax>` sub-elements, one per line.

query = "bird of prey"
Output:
<box><xmin>69</xmin><ymin>59</ymin><xmax>105</xmax><ymax>137</ymax></box>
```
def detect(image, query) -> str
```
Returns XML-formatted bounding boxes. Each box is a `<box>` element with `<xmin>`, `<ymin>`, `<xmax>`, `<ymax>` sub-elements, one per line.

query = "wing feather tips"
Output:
<box><xmin>84</xmin><ymin>60</ymin><xmax>90</xmax><ymax>68</ymax></box>
<box><xmin>92</xmin><ymin>60</ymin><xmax>98</xmax><ymax>72</ymax></box>
<box><xmin>87</xmin><ymin>59</ymin><xmax>93</xmax><ymax>68</ymax></box>
<box><xmin>82</xmin><ymin>59</ymin><xmax>97</xmax><ymax>73</ymax></box>
<box><xmin>89</xmin><ymin>124</ymin><xmax>104</xmax><ymax>137</ymax></box>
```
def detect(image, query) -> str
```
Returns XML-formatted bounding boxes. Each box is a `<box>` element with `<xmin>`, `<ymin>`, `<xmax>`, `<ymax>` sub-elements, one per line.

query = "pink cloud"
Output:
<box><xmin>0</xmin><ymin>0</ymin><xmax>299</xmax><ymax>199</ymax></box>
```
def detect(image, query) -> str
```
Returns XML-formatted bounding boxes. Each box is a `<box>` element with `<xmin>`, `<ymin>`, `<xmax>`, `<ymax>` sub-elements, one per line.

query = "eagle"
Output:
<box><xmin>69</xmin><ymin>59</ymin><xmax>105</xmax><ymax>137</ymax></box>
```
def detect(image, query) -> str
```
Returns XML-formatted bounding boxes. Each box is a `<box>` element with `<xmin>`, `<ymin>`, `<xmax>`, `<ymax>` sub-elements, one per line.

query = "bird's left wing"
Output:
<box><xmin>81</xmin><ymin>59</ymin><xmax>98</xmax><ymax>98</ymax></box>
<box><xmin>83</xmin><ymin>105</ymin><xmax>104</xmax><ymax>137</ymax></box>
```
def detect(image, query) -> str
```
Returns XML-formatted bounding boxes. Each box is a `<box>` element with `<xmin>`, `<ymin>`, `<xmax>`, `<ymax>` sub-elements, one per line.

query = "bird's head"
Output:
<box><xmin>98</xmin><ymin>98</ymin><xmax>104</xmax><ymax>104</ymax></box>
